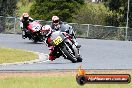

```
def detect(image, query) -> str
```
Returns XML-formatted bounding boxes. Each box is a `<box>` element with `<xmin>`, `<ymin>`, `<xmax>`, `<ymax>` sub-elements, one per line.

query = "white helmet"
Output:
<box><xmin>42</xmin><ymin>25</ymin><xmax>52</xmax><ymax>37</ymax></box>
<box><xmin>52</xmin><ymin>16</ymin><xmax>59</xmax><ymax>26</ymax></box>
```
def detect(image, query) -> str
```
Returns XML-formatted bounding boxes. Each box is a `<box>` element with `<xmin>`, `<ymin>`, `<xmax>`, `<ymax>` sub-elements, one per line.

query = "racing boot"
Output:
<box><xmin>49</xmin><ymin>55</ymin><xmax>55</xmax><ymax>61</ymax></box>
<box><xmin>22</xmin><ymin>29</ymin><xmax>26</xmax><ymax>39</ymax></box>
<box><xmin>48</xmin><ymin>46</ymin><xmax>56</xmax><ymax>61</ymax></box>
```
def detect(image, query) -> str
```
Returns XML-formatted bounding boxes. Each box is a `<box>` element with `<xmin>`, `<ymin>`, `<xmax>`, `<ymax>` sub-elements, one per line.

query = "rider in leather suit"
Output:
<box><xmin>51</xmin><ymin>16</ymin><xmax>81</xmax><ymax>48</ymax></box>
<box><xmin>20</xmin><ymin>13</ymin><xmax>33</xmax><ymax>39</ymax></box>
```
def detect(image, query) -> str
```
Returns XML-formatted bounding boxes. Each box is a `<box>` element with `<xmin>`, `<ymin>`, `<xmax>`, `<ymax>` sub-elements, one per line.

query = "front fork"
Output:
<box><xmin>65</xmin><ymin>39</ymin><xmax>80</xmax><ymax>58</ymax></box>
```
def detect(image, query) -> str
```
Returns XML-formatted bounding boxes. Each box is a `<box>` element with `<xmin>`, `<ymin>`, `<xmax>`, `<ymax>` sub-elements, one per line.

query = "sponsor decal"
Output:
<box><xmin>76</xmin><ymin>66</ymin><xmax>131</xmax><ymax>85</ymax></box>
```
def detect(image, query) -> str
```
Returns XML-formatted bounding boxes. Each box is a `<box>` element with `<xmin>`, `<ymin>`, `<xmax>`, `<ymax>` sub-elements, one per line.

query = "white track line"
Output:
<box><xmin>0</xmin><ymin>51</ymin><xmax>49</xmax><ymax>66</ymax></box>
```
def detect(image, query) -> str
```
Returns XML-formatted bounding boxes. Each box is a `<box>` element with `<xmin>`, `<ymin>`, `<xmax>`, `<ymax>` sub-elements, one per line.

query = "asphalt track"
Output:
<box><xmin>0</xmin><ymin>34</ymin><xmax>132</xmax><ymax>71</ymax></box>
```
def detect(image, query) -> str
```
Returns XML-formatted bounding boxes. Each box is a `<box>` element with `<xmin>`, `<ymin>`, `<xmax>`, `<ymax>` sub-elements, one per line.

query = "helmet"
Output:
<box><xmin>52</xmin><ymin>16</ymin><xmax>59</xmax><ymax>26</ymax></box>
<box><xmin>22</xmin><ymin>13</ymin><xmax>29</xmax><ymax>21</ymax></box>
<box><xmin>42</xmin><ymin>25</ymin><xmax>52</xmax><ymax>37</ymax></box>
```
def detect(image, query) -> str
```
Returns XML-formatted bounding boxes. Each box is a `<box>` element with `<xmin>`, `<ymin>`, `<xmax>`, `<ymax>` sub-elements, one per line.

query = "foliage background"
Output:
<box><xmin>73</xmin><ymin>3</ymin><xmax>112</xmax><ymax>25</ymax></box>
<box><xmin>29</xmin><ymin>0</ymin><xmax>84</xmax><ymax>22</ymax></box>
<box><xmin>104</xmin><ymin>0</ymin><xmax>132</xmax><ymax>27</ymax></box>
<box><xmin>16</xmin><ymin>0</ymin><xmax>33</xmax><ymax>17</ymax></box>
<box><xmin>1</xmin><ymin>0</ymin><xmax>132</xmax><ymax>27</ymax></box>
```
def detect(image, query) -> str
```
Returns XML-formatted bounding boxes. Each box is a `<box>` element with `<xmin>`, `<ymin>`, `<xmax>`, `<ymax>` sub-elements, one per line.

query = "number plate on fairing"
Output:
<box><xmin>53</xmin><ymin>36</ymin><xmax>62</xmax><ymax>45</ymax></box>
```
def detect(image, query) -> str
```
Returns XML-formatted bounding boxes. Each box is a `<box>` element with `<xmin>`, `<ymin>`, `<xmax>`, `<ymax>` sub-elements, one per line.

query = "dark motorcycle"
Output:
<box><xmin>49</xmin><ymin>31</ymin><xmax>82</xmax><ymax>63</ymax></box>
<box><xmin>23</xmin><ymin>21</ymin><xmax>45</xmax><ymax>43</ymax></box>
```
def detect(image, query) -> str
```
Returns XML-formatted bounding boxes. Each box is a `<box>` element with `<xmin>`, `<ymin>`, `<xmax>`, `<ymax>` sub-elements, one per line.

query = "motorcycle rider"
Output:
<box><xmin>42</xmin><ymin>25</ymin><xmax>57</xmax><ymax>61</ymax></box>
<box><xmin>20</xmin><ymin>13</ymin><xmax>33</xmax><ymax>39</ymax></box>
<box><xmin>51</xmin><ymin>16</ymin><xmax>81</xmax><ymax>48</ymax></box>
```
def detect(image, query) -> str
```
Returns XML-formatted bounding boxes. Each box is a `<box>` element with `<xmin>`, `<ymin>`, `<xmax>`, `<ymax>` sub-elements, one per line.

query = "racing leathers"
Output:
<box><xmin>44</xmin><ymin>33</ymin><xmax>58</xmax><ymax>61</ymax></box>
<box><xmin>20</xmin><ymin>17</ymin><xmax>33</xmax><ymax>38</ymax></box>
<box><xmin>51</xmin><ymin>21</ymin><xmax>81</xmax><ymax>48</ymax></box>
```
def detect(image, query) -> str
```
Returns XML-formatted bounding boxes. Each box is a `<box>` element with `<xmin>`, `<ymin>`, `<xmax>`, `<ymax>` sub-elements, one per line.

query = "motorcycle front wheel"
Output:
<box><xmin>61</xmin><ymin>46</ymin><xmax>77</xmax><ymax>63</ymax></box>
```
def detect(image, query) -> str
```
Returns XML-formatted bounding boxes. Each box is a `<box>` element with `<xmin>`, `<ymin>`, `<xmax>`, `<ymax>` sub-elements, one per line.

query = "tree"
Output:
<box><xmin>0</xmin><ymin>0</ymin><xmax>17</xmax><ymax>32</ymax></box>
<box><xmin>104</xmin><ymin>0</ymin><xmax>132</xmax><ymax>27</ymax></box>
<box><xmin>0</xmin><ymin>0</ymin><xmax>17</xmax><ymax>16</ymax></box>
<box><xmin>30</xmin><ymin>0</ymin><xmax>84</xmax><ymax>22</ymax></box>
<box><xmin>16</xmin><ymin>0</ymin><xmax>33</xmax><ymax>17</ymax></box>
<box><xmin>73</xmin><ymin>3</ymin><xmax>112</xmax><ymax>25</ymax></box>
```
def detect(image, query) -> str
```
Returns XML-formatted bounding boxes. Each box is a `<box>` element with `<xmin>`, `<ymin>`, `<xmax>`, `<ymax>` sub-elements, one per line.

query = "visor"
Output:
<box><xmin>53</xmin><ymin>20</ymin><xmax>59</xmax><ymax>23</ymax></box>
<box><xmin>24</xmin><ymin>17</ymin><xmax>29</xmax><ymax>20</ymax></box>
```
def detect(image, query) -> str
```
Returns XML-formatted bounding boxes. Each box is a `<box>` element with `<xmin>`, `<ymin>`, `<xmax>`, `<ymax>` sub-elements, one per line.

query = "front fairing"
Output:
<box><xmin>49</xmin><ymin>31</ymin><xmax>66</xmax><ymax>46</ymax></box>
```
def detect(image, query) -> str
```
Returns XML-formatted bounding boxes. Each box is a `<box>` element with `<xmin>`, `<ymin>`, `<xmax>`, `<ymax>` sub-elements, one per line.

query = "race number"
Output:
<box><xmin>53</xmin><ymin>36</ymin><xmax>62</xmax><ymax>45</ymax></box>
<box><xmin>32</xmin><ymin>24</ymin><xmax>41</xmax><ymax>31</ymax></box>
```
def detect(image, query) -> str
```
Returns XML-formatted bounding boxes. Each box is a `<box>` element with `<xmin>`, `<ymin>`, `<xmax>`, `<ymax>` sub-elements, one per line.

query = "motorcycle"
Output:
<box><xmin>49</xmin><ymin>31</ymin><xmax>82</xmax><ymax>63</ymax></box>
<box><xmin>22</xmin><ymin>21</ymin><xmax>45</xmax><ymax>43</ymax></box>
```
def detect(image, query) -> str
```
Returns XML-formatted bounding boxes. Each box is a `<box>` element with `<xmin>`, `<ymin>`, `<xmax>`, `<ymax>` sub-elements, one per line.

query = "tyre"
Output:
<box><xmin>61</xmin><ymin>46</ymin><xmax>77</xmax><ymax>63</ymax></box>
<box><xmin>77</xmin><ymin>57</ymin><xmax>82</xmax><ymax>62</ymax></box>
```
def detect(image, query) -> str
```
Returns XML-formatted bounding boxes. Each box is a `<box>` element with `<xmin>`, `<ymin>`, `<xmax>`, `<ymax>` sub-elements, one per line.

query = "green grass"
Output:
<box><xmin>0</xmin><ymin>76</ymin><xmax>131</xmax><ymax>88</ymax></box>
<box><xmin>0</xmin><ymin>47</ymin><xmax>38</xmax><ymax>63</ymax></box>
<box><xmin>0</xmin><ymin>47</ymin><xmax>131</xmax><ymax>88</ymax></box>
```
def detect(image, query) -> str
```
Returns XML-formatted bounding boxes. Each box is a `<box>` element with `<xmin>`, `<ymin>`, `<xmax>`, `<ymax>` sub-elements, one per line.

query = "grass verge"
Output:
<box><xmin>0</xmin><ymin>47</ymin><xmax>38</xmax><ymax>64</ymax></box>
<box><xmin>0</xmin><ymin>70</ymin><xmax>131</xmax><ymax>88</ymax></box>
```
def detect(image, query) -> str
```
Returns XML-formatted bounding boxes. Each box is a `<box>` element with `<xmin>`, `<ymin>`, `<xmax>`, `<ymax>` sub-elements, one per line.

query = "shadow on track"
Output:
<box><xmin>20</xmin><ymin>42</ymin><xmax>44</xmax><ymax>44</ymax></box>
<box><xmin>44</xmin><ymin>61</ymin><xmax>72</xmax><ymax>64</ymax></box>
<box><xmin>44</xmin><ymin>61</ymin><xmax>82</xmax><ymax>64</ymax></box>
